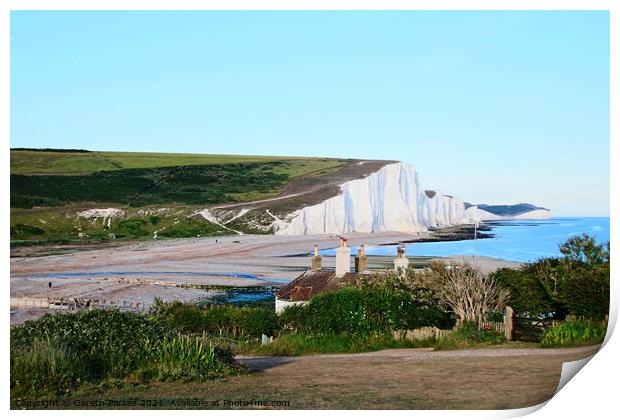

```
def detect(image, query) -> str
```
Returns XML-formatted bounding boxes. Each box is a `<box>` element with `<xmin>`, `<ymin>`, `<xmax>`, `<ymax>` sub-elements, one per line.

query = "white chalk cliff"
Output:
<box><xmin>276</xmin><ymin>162</ymin><xmax>466</xmax><ymax>235</ymax></box>
<box><xmin>462</xmin><ymin>206</ymin><xmax>505</xmax><ymax>221</ymax></box>
<box><xmin>464</xmin><ymin>206</ymin><xmax>552</xmax><ymax>221</ymax></box>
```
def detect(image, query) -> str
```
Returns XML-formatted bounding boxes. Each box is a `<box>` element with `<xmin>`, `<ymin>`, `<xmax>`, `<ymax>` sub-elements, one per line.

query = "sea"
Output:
<box><xmin>322</xmin><ymin>217</ymin><xmax>610</xmax><ymax>263</ymax></box>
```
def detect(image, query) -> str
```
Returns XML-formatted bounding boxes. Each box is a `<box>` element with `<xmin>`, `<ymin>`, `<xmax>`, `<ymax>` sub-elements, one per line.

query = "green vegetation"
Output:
<box><xmin>10</xmin><ymin>208</ymin><xmax>229</xmax><ymax>246</ymax></box>
<box><xmin>367</xmin><ymin>260</ymin><xmax>509</xmax><ymax>326</ymax></box>
<box><xmin>150</xmin><ymin>300</ymin><xmax>279</xmax><ymax>338</ymax></box>
<box><xmin>155</xmin><ymin>216</ymin><xmax>231</xmax><ymax>238</ymax></box>
<box><xmin>492</xmin><ymin>234</ymin><xmax>610</xmax><ymax>321</ymax></box>
<box><xmin>11</xmin><ymin>150</ymin><xmax>121</xmax><ymax>175</ymax></box>
<box><xmin>10</xmin><ymin>149</ymin><xmax>330</xmax><ymax>175</ymax></box>
<box><xmin>279</xmin><ymin>287</ymin><xmax>453</xmax><ymax>337</ymax></box>
<box><xmin>539</xmin><ymin>318</ymin><xmax>607</xmax><ymax>348</ymax></box>
<box><xmin>147</xmin><ymin>291</ymin><xmax>447</xmax><ymax>357</ymax></box>
<box><xmin>11</xmin><ymin>338</ymin><xmax>91</xmax><ymax>394</ymax></box>
<box><xmin>242</xmin><ymin>333</ymin><xmax>431</xmax><ymax>356</ymax></box>
<box><xmin>11</xmin><ymin>150</ymin><xmax>346</xmax><ymax>206</ymax></box>
<box><xmin>10</xmin><ymin>223</ymin><xmax>45</xmax><ymax>236</ymax></box>
<box><xmin>433</xmin><ymin>321</ymin><xmax>506</xmax><ymax>351</ymax></box>
<box><xmin>488</xmin><ymin>234</ymin><xmax>609</xmax><ymax>346</ymax></box>
<box><xmin>142</xmin><ymin>335</ymin><xmax>233</xmax><ymax>382</ymax></box>
<box><xmin>10</xmin><ymin>149</ymin><xmax>349</xmax><ymax>243</ymax></box>
<box><xmin>10</xmin><ymin>310</ymin><xmax>243</xmax><ymax>397</ymax></box>
<box><xmin>10</xmin><ymin>303</ymin><xmax>283</xmax><ymax>397</ymax></box>
<box><xmin>10</xmin><ymin>234</ymin><xmax>610</xmax><ymax>400</ymax></box>
<box><xmin>11</xmin><ymin>162</ymin><xmax>293</xmax><ymax>208</ymax></box>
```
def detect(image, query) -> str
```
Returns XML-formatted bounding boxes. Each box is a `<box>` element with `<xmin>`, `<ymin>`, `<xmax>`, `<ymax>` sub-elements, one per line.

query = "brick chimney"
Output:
<box><xmin>311</xmin><ymin>245</ymin><xmax>322</xmax><ymax>272</ymax></box>
<box><xmin>355</xmin><ymin>244</ymin><xmax>368</xmax><ymax>273</ymax></box>
<box><xmin>335</xmin><ymin>237</ymin><xmax>351</xmax><ymax>278</ymax></box>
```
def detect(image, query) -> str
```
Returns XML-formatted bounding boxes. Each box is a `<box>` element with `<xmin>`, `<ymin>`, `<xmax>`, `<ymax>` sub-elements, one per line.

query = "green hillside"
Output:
<box><xmin>10</xmin><ymin>149</ymin><xmax>325</xmax><ymax>175</ymax></box>
<box><xmin>10</xmin><ymin>149</ymin><xmax>349</xmax><ymax>246</ymax></box>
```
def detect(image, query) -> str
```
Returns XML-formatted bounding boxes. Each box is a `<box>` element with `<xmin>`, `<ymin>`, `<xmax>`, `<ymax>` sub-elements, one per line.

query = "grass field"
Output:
<box><xmin>10</xmin><ymin>206</ymin><xmax>233</xmax><ymax>246</ymax></box>
<box><xmin>11</xmin><ymin>162</ymin><xmax>293</xmax><ymax>208</ymax></box>
<box><xmin>10</xmin><ymin>149</ymin><xmax>340</xmax><ymax>175</ymax></box>
<box><xmin>11</xmin><ymin>149</ymin><xmax>347</xmax><ymax>208</ymax></box>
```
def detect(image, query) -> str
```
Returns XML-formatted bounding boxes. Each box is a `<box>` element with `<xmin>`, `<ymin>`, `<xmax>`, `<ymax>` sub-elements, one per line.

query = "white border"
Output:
<box><xmin>2</xmin><ymin>2</ymin><xmax>616</xmax><ymax>419</ymax></box>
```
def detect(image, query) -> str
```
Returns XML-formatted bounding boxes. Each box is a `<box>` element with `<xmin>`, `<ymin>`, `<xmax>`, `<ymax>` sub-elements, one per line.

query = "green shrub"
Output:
<box><xmin>149</xmin><ymin>300</ymin><xmax>278</xmax><ymax>338</ymax></box>
<box><xmin>140</xmin><ymin>335</ymin><xmax>240</xmax><ymax>382</ymax></box>
<box><xmin>150</xmin><ymin>300</ymin><xmax>206</xmax><ymax>333</ymax></box>
<box><xmin>11</xmin><ymin>310</ymin><xmax>166</xmax><ymax>381</ymax></box>
<box><xmin>246</xmin><ymin>333</ymin><xmax>430</xmax><ymax>357</ymax></box>
<box><xmin>10</xmin><ymin>223</ymin><xmax>45</xmax><ymax>237</ymax></box>
<box><xmin>279</xmin><ymin>287</ymin><xmax>452</xmax><ymax>337</ymax></box>
<box><xmin>235</xmin><ymin>307</ymin><xmax>279</xmax><ymax>337</ymax></box>
<box><xmin>156</xmin><ymin>216</ymin><xmax>228</xmax><ymax>238</ymax></box>
<box><xmin>116</xmin><ymin>219</ymin><xmax>150</xmax><ymax>237</ymax></box>
<box><xmin>458</xmin><ymin>321</ymin><xmax>506</xmax><ymax>344</ymax></box>
<box><xmin>10</xmin><ymin>309</ymin><xmax>243</xmax><ymax>396</ymax></box>
<box><xmin>11</xmin><ymin>338</ymin><xmax>90</xmax><ymax>395</ymax></box>
<box><xmin>433</xmin><ymin>321</ymin><xmax>506</xmax><ymax>351</ymax></box>
<box><xmin>492</xmin><ymin>234</ymin><xmax>609</xmax><ymax>321</ymax></box>
<box><xmin>540</xmin><ymin>319</ymin><xmax>606</xmax><ymax>348</ymax></box>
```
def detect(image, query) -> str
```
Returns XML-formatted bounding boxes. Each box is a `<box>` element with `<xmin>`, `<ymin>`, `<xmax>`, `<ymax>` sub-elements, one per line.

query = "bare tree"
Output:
<box><xmin>422</xmin><ymin>261</ymin><xmax>510</xmax><ymax>325</ymax></box>
<box><xmin>367</xmin><ymin>262</ymin><xmax>509</xmax><ymax>325</ymax></box>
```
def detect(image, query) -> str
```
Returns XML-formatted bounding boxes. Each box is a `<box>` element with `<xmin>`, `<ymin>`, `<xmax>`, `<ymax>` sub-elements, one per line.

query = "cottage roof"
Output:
<box><xmin>276</xmin><ymin>270</ymin><xmax>371</xmax><ymax>302</ymax></box>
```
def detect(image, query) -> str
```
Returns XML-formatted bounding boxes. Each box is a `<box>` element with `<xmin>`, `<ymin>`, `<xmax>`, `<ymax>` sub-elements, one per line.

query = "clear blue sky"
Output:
<box><xmin>11</xmin><ymin>11</ymin><xmax>609</xmax><ymax>216</ymax></box>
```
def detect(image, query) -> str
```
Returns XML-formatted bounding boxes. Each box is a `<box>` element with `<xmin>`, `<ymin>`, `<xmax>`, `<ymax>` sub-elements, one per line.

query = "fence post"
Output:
<box><xmin>504</xmin><ymin>306</ymin><xmax>514</xmax><ymax>341</ymax></box>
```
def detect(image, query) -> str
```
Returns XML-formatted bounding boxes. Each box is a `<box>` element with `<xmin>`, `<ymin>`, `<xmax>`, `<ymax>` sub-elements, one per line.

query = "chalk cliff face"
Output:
<box><xmin>276</xmin><ymin>162</ymin><xmax>466</xmax><ymax>235</ymax></box>
<box><xmin>463</xmin><ymin>205</ymin><xmax>552</xmax><ymax>221</ymax></box>
<box><xmin>462</xmin><ymin>206</ymin><xmax>505</xmax><ymax>221</ymax></box>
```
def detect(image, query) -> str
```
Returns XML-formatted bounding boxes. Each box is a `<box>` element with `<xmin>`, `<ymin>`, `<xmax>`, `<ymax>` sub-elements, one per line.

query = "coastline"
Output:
<box><xmin>10</xmin><ymin>227</ymin><xmax>521</xmax><ymax>324</ymax></box>
<box><xmin>380</xmin><ymin>223</ymin><xmax>494</xmax><ymax>245</ymax></box>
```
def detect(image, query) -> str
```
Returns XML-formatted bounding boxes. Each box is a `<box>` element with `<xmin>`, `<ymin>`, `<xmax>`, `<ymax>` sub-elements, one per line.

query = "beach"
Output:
<box><xmin>10</xmin><ymin>230</ymin><xmax>522</xmax><ymax>324</ymax></box>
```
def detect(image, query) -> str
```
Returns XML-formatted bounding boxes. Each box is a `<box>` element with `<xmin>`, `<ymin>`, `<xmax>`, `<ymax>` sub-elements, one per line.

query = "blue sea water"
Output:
<box><xmin>322</xmin><ymin>217</ymin><xmax>610</xmax><ymax>263</ymax></box>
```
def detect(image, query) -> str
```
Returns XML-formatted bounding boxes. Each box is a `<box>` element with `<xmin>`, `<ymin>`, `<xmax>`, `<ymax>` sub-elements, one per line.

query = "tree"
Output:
<box><xmin>370</xmin><ymin>262</ymin><xmax>510</xmax><ymax>325</ymax></box>
<box><xmin>492</xmin><ymin>234</ymin><xmax>610</xmax><ymax>320</ymax></box>
<box><xmin>422</xmin><ymin>262</ymin><xmax>510</xmax><ymax>325</ymax></box>
<box><xmin>560</xmin><ymin>233</ymin><xmax>609</xmax><ymax>267</ymax></box>
<box><xmin>557</xmin><ymin>235</ymin><xmax>609</xmax><ymax>320</ymax></box>
<box><xmin>492</xmin><ymin>266</ymin><xmax>556</xmax><ymax>317</ymax></box>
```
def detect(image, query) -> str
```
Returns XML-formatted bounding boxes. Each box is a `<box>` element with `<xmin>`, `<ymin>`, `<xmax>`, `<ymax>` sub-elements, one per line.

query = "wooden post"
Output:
<box><xmin>504</xmin><ymin>306</ymin><xmax>514</xmax><ymax>341</ymax></box>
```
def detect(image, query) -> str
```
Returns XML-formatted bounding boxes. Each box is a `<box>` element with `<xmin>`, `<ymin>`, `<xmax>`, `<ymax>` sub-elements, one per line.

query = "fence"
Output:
<box><xmin>10</xmin><ymin>297</ymin><xmax>148</xmax><ymax>313</ymax></box>
<box><xmin>478</xmin><ymin>320</ymin><xmax>506</xmax><ymax>334</ymax></box>
<box><xmin>10</xmin><ymin>297</ymin><xmax>49</xmax><ymax>308</ymax></box>
<box><xmin>393</xmin><ymin>326</ymin><xmax>450</xmax><ymax>342</ymax></box>
<box><xmin>476</xmin><ymin>306</ymin><xmax>515</xmax><ymax>340</ymax></box>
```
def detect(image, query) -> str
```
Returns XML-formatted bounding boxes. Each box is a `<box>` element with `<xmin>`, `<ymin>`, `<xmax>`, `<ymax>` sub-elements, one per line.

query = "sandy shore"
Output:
<box><xmin>10</xmin><ymin>232</ymin><xmax>522</xmax><ymax>323</ymax></box>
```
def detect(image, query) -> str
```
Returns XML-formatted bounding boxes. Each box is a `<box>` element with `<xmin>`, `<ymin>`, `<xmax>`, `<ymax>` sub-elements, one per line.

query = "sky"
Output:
<box><xmin>10</xmin><ymin>11</ymin><xmax>610</xmax><ymax>216</ymax></box>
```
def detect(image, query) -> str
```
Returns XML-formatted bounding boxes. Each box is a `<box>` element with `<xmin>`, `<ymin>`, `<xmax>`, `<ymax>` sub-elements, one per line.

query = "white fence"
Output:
<box><xmin>393</xmin><ymin>326</ymin><xmax>450</xmax><ymax>341</ymax></box>
<box><xmin>478</xmin><ymin>320</ymin><xmax>506</xmax><ymax>334</ymax></box>
<box><xmin>10</xmin><ymin>297</ymin><xmax>148</xmax><ymax>312</ymax></box>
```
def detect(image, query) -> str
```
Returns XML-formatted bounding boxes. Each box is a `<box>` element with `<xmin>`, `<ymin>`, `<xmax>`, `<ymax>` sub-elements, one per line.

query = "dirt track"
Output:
<box><xmin>67</xmin><ymin>345</ymin><xmax>600</xmax><ymax>410</ymax></box>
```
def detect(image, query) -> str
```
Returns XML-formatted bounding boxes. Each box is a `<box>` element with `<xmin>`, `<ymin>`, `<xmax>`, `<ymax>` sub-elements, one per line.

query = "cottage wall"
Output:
<box><xmin>275</xmin><ymin>297</ymin><xmax>307</xmax><ymax>314</ymax></box>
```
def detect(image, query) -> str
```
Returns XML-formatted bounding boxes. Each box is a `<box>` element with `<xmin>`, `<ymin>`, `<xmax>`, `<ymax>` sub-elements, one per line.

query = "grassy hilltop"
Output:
<box><xmin>10</xmin><ymin>149</ymin><xmax>364</xmax><ymax>246</ymax></box>
<box><xmin>11</xmin><ymin>149</ymin><xmax>336</xmax><ymax>175</ymax></box>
